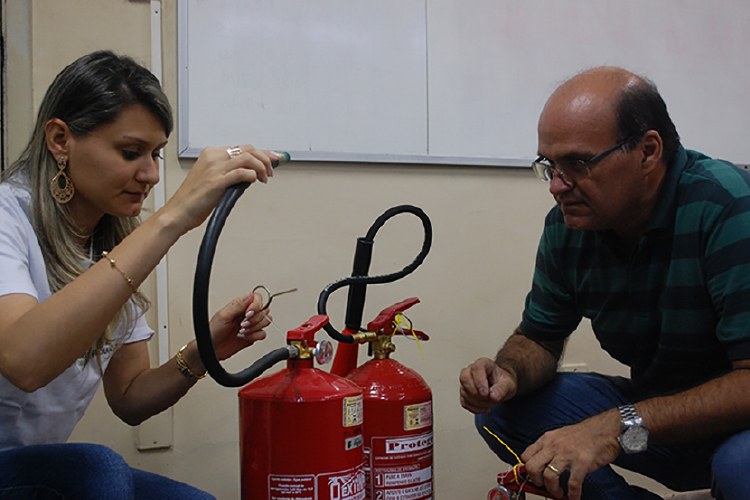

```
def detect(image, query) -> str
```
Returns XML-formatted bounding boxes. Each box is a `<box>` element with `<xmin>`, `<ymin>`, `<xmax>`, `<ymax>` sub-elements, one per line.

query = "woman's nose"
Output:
<box><xmin>137</xmin><ymin>156</ymin><xmax>160</xmax><ymax>186</ymax></box>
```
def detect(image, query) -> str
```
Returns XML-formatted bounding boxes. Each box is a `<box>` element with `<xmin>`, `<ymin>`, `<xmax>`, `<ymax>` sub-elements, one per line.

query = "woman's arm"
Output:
<box><xmin>0</xmin><ymin>146</ymin><xmax>275</xmax><ymax>391</ymax></box>
<box><xmin>103</xmin><ymin>291</ymin><xmax>271</xmax><ymax>425</ymax></box>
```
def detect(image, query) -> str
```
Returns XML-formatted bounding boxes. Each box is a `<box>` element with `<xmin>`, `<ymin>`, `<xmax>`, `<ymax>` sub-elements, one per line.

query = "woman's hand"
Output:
<box><xmin>102</xmin><ymin>290</ymin><xmax>270</xmax><ymax>425</ymax></box>
<box><xmin>161</xmin><ymin>145</ymin><xmax>277</xmax><ymax>236</ymax></box>
<box><xmin>209</xmin><ymin>290</ymin><xmax>272</xmax><ymax>361</ymax></box>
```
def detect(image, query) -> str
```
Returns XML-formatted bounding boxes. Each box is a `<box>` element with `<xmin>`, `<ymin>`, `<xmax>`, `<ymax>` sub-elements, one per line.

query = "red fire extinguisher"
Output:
<box><xmin>238</xmin><ymin>314</ymin><xmax>367</xmax><ymax>500</ymax></box>
<box><xmin>317</xmin><ymin>206</ymin><xmax>434</xmax><ymax>500</ymax></box>
<box><xmin>347</xmin><ymin>297</ymin><xmax>433</xmax><ymax>500</ymax></box>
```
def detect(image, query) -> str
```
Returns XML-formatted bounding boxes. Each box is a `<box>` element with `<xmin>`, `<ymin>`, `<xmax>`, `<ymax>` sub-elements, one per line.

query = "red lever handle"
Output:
<box><xmin>366</xmin><ymin>297</ymin><xmax>429</xmax><ymax>340</ymax></box>
<box><xmin>287</xmin><ymin>314</ymin><xmax>330</xmax><ymax>342</ymax></box>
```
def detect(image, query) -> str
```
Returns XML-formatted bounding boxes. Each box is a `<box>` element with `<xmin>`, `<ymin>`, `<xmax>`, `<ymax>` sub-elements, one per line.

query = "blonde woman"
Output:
<box><xmin>0</xmin><ymin>50</ymin><xmax>277</xmax><ymax>498</ymax></box>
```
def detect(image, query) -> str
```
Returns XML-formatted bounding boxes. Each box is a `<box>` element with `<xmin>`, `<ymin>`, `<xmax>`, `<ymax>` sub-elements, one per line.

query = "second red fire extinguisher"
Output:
<box><xmin>317</xmin><ymin>205</ymin><xmax>435</xmax><ymax>500</ymax></box>
<box><xmin>347</xmin><ymin>298</ymin><xmax>433</xmax><ymax>500</ymax></box>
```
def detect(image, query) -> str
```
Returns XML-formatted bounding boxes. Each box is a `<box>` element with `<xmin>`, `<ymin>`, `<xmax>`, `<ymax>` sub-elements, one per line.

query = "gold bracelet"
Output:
<box><xmin>175</xmin><ymin>344</ymin><xmax>206</xmax><ymax>382</ymax></box>
<box><xmin>101</xmin><ymin>251</ymin><xmax>139</xmax><ymax>295</ymax></box>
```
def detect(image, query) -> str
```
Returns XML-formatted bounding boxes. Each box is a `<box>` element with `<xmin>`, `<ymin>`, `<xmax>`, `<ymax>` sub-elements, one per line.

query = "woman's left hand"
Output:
<box><xmin>209</xmin><ymin>290</ymin><xmax>271</xmax><ymax>360</ymax></box>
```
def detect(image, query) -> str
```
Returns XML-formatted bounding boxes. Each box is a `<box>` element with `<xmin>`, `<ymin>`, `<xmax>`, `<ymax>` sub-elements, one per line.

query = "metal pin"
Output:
<box><xmin>252</xmin><ymin>285</ymin><xmax>298</xmax><ymax>311</ymax></box>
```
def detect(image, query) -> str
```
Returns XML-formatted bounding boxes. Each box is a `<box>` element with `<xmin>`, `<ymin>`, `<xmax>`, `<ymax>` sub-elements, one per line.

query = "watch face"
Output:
<box><xmin>621</xmin><ymin>425</ymin><xmax>648</xmax><ymax>453</ymax></box>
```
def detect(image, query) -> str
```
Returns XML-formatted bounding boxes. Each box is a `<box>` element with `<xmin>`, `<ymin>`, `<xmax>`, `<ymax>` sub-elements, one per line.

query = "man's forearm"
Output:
<box><xmin>638</xmin><ymin>360</ymin><xmax>750</xmax><ymax>444</ymax></box>
<box><xmin>494</xmin><ymin>329</ymin><xmax>562</xmax><ymax>396</ymax></box>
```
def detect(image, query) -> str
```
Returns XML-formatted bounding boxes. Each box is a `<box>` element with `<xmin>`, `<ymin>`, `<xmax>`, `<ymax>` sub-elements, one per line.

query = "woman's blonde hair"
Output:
<box><xmin>1</xmin><ymin>51</ymin><xmax>173</xmax><ymax>361</ymax></box>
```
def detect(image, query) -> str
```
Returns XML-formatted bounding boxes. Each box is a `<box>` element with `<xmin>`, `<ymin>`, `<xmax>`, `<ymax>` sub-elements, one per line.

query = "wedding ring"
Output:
<box><xmin>227</xmin><ymin>146</ymin><xmax>243</xmax><ymax>159</ymax></box>
<box><xmin>546</xmin><ymin>463</ymin><xmax>562</xmax><ymax>476</ymax></box>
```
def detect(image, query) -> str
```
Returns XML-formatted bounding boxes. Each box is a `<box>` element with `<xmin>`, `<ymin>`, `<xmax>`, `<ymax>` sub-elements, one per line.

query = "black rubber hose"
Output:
<box><xmin>343</xmin><ymin>237</ymin><xmax>373</xmax><ymax>331</ymax></box>
<box><xmin>192</xmin><ymin>182</ymin><xmax>292</xmax><ymax>387</ymax></box>
<box><xmin>316</xmin><ymin>204</ymin><xmax>432</xmax><ymax>343</ymax></box>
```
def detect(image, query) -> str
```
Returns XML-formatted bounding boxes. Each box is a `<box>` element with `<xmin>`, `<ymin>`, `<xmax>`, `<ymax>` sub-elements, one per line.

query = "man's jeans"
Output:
<box><xmin>0</xmin><ymin>443</ymin><xmax>215</xmax><ymax>499</ymax></box>
<box><xmin>476</xmin><ymin>372</ymin><xmax>750</xmax><ymax>499</ymax></box>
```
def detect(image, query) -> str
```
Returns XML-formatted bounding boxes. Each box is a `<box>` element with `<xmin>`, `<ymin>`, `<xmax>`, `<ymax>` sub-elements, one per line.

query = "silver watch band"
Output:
<box><xmin>618</xmin><ymin>404</ymin><xmax>639</xmax><ymax>421</ymax></box>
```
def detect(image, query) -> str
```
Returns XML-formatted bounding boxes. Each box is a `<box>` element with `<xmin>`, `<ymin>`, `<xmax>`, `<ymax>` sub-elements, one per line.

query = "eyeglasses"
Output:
<box><xmin>532</xmin><ymin>132</ymin><xmax>644</xmax><ymax>185</ymax></box>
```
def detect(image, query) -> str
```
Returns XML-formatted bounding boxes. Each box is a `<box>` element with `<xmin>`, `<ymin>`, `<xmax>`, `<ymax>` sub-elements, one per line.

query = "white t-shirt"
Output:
<box><xmin>0</xmin><ymin>180</ymin><xmax>153</xmax><ymax>450</ymax></box>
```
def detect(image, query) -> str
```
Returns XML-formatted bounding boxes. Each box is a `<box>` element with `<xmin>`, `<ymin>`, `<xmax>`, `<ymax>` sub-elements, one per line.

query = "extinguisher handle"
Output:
<box><xmin>366</xmin><ymin>297</ymin><xmax>429</xmax><ymax>340</ymax></box>
<box><xmin>287</xmin><ymin>314</ymin><xmax>330</xmax><ymax>342</ymax></box>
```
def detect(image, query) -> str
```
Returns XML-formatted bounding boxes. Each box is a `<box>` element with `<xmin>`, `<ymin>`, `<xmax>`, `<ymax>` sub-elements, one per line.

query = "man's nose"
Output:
<box><xmin>548</xmin><ymin>171</ymin><xmax>574</xmax><ymax>196</ymax></box>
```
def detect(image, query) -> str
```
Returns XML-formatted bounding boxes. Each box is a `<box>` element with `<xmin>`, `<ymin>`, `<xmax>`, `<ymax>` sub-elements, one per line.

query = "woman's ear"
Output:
<box><xmin>44</xmin><ymin>118</ymin><xmax>70</xmax><ymax>160</ymax></box>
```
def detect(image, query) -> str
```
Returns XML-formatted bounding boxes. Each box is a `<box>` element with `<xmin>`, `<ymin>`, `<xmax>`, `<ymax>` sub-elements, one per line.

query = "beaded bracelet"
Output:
<box><xmin>101</xmin><ymin>251</ymin><xmax>140</xmax><ymax>295</ymax></box>
<box><xmin>176</xmin><ymin>344</ymin><xmax>207</xmax><ymax>382</ymax></box>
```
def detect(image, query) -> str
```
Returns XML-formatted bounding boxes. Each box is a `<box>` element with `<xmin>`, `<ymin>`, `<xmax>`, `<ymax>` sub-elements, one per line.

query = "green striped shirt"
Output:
<box><xmin>521</xmin><ymin>147</ymin><xmax>750</xmax><ymax>397</ymax></box>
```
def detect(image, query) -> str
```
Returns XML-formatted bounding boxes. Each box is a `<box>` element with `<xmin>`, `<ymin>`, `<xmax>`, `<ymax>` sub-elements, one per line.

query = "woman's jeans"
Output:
<box><xmin>0</xmin><ymin>443</ymin><xmax>215</xmax><ymax>499</ymax></box>
<box><xmin>476</xmin><ymin>372</ymin><xmax>750</xmax><ymax>499</ymax></box>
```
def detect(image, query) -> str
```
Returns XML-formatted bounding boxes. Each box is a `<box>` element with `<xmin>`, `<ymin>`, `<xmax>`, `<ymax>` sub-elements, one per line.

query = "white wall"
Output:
<box><xmin>7</xmin><ymin>1</ymin><xmax>670</xmax><ymax>498</ymax></box>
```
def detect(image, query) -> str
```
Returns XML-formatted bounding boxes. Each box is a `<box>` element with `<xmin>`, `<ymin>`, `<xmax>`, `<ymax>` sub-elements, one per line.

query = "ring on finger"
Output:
<box><xmin>546</xmin><ymin>463</ymin><xmax>562</xmax><ymax>476</ymax></box>
<box><xmin>226</xmin><ymin>146</ymin><xmax>243</xmax><ymax>159</ymax></box>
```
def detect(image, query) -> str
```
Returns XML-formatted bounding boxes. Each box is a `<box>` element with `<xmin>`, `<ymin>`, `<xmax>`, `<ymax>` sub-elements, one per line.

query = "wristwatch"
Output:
<box><xmin>617</xmin><ymin>404</ymin><xmax>649</xmax><ymax>454</ymax></box>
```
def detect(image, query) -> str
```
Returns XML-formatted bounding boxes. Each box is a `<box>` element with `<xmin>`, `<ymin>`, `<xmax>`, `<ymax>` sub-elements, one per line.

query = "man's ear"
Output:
<box><xmin>44</xmin><ymin>118</ymin><xmax>71</xmax><ymax>160</ymax></box>
<box><xmin>640</xmin><ymin>130</ymin><xmax>664</xmax><ymax>175</ymax></box>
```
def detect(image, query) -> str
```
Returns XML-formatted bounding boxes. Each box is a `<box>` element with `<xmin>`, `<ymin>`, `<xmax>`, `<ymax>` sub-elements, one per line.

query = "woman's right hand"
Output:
<box><xmin>160</xmin><ymin>145</ymin><xmax>277</xmax><ymax>235</ymax></box>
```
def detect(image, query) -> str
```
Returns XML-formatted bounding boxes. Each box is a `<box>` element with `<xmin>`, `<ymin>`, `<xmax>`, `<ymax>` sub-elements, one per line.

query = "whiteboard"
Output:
<box><xmin>178</xmin><ymin>0</ymin><xmax>750</xmax><ymax>166</ymax></box>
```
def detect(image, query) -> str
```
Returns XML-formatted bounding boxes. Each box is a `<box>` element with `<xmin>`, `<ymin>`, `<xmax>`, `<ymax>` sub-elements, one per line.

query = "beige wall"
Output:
<box><xmin>6</xmin><ymin>1</ymin><xmax>666</xmax><ymax>498</ymax></box>
<box><xmin>4</xmin><ymin>0</ymin><xmax>32</xmax><ymax>164</ymax></box>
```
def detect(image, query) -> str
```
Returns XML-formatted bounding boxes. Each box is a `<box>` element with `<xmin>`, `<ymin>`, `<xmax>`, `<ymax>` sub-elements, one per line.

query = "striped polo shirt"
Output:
<box><xmin>520</xmin><ymin>147</ymin><xmax>750</xmax><ymax>397</ymax></box>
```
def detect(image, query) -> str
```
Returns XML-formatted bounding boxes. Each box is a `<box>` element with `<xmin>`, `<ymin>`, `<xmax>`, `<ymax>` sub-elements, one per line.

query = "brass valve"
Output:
<box><xmin>289</xmin><ymin>340</ymin><xmax>315</xmax><ymax>360</ymax></box>
<box><xmin>372</xmin><ymin>334</ymin><xmax>397</xmax><ymax>360</ymax></box>
<box><xmin>351</xmin><ymin>331</ymin><xmax>378</xmax><ymax>343</ymax></box>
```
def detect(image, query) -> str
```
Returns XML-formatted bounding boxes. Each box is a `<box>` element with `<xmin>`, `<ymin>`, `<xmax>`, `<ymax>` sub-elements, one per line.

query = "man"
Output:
<box><xmin>459</xmin><ymin>67</ymin><xmax>750</xmax><ymax>500</ymax></box>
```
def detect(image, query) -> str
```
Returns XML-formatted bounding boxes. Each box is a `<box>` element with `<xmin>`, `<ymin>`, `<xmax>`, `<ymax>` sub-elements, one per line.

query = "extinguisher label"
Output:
<box><xmin>343</xmin><ymin>395</ymin><xmax>363</xmax><ymax>427</ymax></box>
<box><xmin>383</xmin><ymin>433</ymin><xmax>433</xmax><ymax>455</ymax></box>
<box><xmin>269</xmin><ymin>463</ymin><xmax>366</xmax><ymax>500</ymax></box>
<box><xmin>345</xmin><ymin>434</ymin><xmax>363</xmax><ymax>451</ymax></box>
<box><xmin>269</xmin><ymin>474</ymin><xmax>315</xmax><ymax>499</ymax></box>
<box><xmin>376</xmin><ymin>481</ymin><xmax>432</xmax><ymax>499</ymax></box>
<box><xmin>322</xmin><ymin>464</ymin><xmax>367</xmax><ymax>500</ymax></box>
<box><xmin>367</xmin><ymin>432</ymin><xmax>433</xmax><ymax>500</ymax></box>
<box><xmin>403</xmin><ymin>401</ymin><xmax>432</xmax><ymax>431</ymax></box>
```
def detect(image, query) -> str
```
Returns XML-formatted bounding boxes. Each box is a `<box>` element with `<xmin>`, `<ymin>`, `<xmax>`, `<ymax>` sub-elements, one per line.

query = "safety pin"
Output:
<box><xmin>253</xmin><ymin>285</ymin><xmax>298</xmax><ymax>311</ymax></box>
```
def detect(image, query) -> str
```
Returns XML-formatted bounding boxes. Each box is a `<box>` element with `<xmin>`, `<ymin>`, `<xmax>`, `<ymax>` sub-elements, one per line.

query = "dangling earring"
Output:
<box><xmin>50</xmin><ymin>156</ymin><xmax>75</xmax><ymax>204</ymax></box>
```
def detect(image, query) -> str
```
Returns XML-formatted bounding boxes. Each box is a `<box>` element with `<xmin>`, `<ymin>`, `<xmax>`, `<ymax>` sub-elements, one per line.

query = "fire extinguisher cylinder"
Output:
<box><xmin>238</xmin><ymin>315</ymin><xmax>368</xmax><ymax>500</ymax></box>
<box><xmin>345</xmin><ymin>298</ymin><xmax>434</xmax><ymax>500</ymax></box>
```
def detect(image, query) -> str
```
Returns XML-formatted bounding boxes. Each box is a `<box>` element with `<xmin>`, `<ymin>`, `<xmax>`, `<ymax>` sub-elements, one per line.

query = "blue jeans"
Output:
<box><xmin>0</xmin><ymin>443</ymin><xmax>215</xmax><ymax>499</ymax></box>
<box><xmin>476</xmin><ymin>372</ymin><xmax>750</xmax><ymax>499</ymax></box>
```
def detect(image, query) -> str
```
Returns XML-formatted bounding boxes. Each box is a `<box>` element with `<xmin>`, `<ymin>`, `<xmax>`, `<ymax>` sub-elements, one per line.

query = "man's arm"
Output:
<box><xmin>639</xmin><ymin>359</ymin><xmax>750</xmax><ymax>443</ymax></box>
<box><xmin>495</xmin><ymin>329</ymin><xmax>563</xmax><ymax>396</ymax></box>
<box><xmin>459</xmin><ymin>328</ymin><xmax>563</xmax><ymax>413</ymax></box>
<box><xmin>520</xmin><ymin>360</ymin><xmax>750</xmax><ymax>500</ymax></box>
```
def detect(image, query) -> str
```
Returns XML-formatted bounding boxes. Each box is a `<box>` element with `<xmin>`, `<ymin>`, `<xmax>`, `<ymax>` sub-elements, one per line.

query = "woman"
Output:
<box><xmin>0</xmin><ymin>50</ymin><xmax>277</xmax><ymax>498</ymax></box>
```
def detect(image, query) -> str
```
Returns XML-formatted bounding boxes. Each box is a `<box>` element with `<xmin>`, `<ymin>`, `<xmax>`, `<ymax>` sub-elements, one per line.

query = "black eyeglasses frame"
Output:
<box><xmin>532</xmin><ymin>131</ymin><xmax>645</xmax><ymax>184</ymax></box>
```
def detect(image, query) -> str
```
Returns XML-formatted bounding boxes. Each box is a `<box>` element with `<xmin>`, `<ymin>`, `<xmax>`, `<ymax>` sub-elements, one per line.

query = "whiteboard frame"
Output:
<box><xmin>176</xmin><ymin>0</ymin><xmax>530</xmax><ymax>168</ymax></box>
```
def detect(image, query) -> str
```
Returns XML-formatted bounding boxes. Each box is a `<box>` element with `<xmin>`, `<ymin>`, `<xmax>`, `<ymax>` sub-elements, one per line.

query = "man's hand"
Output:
<box><xmin>459</xmin><ymin>357</ymin><xmax>517</xmax><ymax>414</ymax></box>
<box><xmin>520</xmin><ymin>410</ymin><xmax>622</xmax><ymax>500</ymax></box>
<box><xmin>460</xmin><ymin>332</ymin><xmax>562</xmax><ymax>414</ymax></box>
